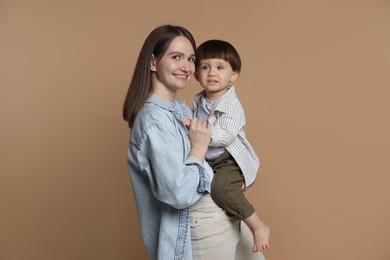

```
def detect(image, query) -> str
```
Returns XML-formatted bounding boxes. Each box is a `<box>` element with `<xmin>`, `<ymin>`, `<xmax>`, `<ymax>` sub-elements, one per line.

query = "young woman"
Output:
<box><xmin>123</xmin><ymin>24</ymin><xmax>212</xmax><ymax>260</ymax></box>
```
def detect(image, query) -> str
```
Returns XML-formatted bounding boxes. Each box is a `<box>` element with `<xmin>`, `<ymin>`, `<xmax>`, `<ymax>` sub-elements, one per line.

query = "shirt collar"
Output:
<box><xmin>146</xmin><ymin>93</ymin><xmax>182</xmax><ymax>112</ymax></box>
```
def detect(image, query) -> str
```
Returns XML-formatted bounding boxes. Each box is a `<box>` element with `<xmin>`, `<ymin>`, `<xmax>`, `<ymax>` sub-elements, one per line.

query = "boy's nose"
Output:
<box><xmin>208</xmin><ymin>69</ymin><xmax>215</xmax><ymax>76</ymax></box>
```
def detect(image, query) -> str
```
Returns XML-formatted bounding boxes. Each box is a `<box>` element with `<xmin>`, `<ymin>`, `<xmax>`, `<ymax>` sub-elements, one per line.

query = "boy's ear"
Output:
<box><xmin>230</xmin><ymin>71</ymin><xmax>240</xmax><ymax>82</ymax></box>
<box><xmin>150</xmin><ymin>55</ymin><xmax>157</xmax><ymax>72</ymax></box>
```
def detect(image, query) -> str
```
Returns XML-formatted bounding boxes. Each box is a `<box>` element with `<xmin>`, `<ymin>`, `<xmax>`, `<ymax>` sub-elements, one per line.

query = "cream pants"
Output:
<box><xmin>190</xmin><ymin>194</ymin><xmax>266</xmax><ymax>260</ymax></box>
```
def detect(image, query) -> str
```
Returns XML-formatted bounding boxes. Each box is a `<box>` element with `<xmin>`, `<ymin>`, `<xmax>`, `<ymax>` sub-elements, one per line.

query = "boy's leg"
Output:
<box><xmin>243</xmin><ymin>212</ymin><xmax>271</xmax><ymax>252</ymax></box>
<box><xmin>209</xmin><ymin>151</ymin><xmax>271</xmax><ymax>253</ymax></box>
<box><xmin>208</xmin><ymin>151</ymin><xmax>254</xmax><ymax>220</ymax></box>
<box><xmin>235</xmin><ymin>222</ymin><xmax>266</xmax><ymax>260</ymax></box>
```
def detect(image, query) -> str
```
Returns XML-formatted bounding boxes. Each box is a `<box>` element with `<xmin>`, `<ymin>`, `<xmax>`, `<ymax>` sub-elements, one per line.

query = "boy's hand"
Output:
<box><xmin>183</xmin><ymin>116</ymin><xmax>191</xmax><ymax>128</ymax></box>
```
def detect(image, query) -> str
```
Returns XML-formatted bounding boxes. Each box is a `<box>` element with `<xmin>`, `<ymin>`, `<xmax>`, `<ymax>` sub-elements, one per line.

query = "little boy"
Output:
<box><xmin>190</xmin><ymin>39</ymin><xmax>271</xmax><ymax>253</ymax></box>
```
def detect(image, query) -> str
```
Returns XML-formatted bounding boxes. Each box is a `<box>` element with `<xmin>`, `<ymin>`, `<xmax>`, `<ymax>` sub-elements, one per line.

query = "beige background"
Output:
<box><xmin>1</xmin><ymin>0</ymin><xmax>389</xmax><ymax>259</ymax></box>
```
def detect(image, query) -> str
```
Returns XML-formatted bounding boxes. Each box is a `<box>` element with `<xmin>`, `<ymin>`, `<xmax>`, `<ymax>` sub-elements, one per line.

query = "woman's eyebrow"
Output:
<box><xmin>167</xmin><ymin>51</ymin><xmax>195</xmax><ymax>57</ymax></box>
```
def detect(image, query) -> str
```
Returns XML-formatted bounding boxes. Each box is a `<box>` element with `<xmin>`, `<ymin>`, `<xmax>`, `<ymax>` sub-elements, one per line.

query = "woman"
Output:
<box><xmin>123</xmin><ymin>24</ymin><xmax>211</xmax><ymax>260</ymax></box>
<box><xmin>123</xmin><ymin>24</ymin><xmax>265</xmax><ymax>260</ymax></box>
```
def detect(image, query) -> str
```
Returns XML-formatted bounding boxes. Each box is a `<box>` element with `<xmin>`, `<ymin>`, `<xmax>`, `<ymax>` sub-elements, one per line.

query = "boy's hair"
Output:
<box><xmin>195</xmin><ymin>39</ymin><xmax>241</xmax><ymax>72</ymax></box>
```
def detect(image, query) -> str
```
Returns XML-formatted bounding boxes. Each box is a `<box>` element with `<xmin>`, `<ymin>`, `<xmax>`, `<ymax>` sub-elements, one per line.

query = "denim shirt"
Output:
<box><xmin>127</xmin><ymin>94</ymin><xmax>211</xmax><ymax>260</ymax></box>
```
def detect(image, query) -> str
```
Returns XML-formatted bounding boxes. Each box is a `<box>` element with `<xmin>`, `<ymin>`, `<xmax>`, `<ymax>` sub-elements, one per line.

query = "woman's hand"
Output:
<box><xmin>188</xmin><ymin>117</ymin><xmax>212</xmax><ymax>161</ymax></box>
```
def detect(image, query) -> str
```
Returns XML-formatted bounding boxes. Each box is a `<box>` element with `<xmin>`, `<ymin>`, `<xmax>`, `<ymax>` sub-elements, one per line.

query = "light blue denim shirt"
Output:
<box><xmin>127</xmin><ymin>94</ymin><xmax>211</xmax><ymax>260</ymax></box>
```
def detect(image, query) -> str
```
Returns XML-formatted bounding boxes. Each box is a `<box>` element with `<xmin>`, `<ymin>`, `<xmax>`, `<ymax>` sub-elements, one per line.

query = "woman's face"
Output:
<box><xmin>151</xmin><ymin>36</ymin><xmax>195</xmax><ymax>99</ymax></box>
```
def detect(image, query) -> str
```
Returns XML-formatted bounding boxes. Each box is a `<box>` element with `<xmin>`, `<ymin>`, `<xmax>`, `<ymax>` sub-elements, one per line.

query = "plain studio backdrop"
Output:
<box><xmin>1</xmin><ymin>1</ymin><xmax>389</xmax><ymax>259</ymax></box>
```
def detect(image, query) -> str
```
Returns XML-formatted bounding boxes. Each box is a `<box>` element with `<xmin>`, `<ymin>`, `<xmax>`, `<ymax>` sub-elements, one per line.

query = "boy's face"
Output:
<box><xmin>195</xmin><ymin>58</ymin><xmax>239</xmax><ymax>100</ymax></box>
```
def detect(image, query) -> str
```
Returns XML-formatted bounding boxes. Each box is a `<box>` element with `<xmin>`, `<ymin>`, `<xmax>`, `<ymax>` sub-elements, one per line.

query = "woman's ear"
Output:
<box><xmin>150</xmin><ymin>54</ymin><xmax>157</xmax><ymax>72</ymax></box>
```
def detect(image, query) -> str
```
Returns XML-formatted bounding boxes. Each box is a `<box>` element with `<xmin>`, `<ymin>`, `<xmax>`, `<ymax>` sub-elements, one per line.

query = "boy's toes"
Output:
<box><xmin>252</xmin><ymin>245</ymin><xmax>263</xmax><ymax>253</ymax></box>
<box><xmin>261</xmin><ymin>244</ymin><xmax>270</xmax><ymax>251</ymax></box>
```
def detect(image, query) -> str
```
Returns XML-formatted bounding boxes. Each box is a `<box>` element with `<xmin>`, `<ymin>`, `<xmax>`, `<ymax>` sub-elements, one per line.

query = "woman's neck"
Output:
<box><xmin>151</xmin><ymin>77</ymin><xmax>177</xmax><ymax>102</ymax></box>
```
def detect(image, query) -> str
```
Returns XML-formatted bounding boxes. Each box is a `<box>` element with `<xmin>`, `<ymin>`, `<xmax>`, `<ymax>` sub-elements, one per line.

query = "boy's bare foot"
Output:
<box><xmin>252</xmin><ymin>223</ymin><xmax>271</xmax><ymax>253</ymax></box>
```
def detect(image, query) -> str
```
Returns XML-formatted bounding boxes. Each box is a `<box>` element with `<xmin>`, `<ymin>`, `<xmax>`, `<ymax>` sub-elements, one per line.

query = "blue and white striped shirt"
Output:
<box><xmin>192</xmin><ymin>85</ymin><xmax>260</xmax><ymax>186</ymax></box>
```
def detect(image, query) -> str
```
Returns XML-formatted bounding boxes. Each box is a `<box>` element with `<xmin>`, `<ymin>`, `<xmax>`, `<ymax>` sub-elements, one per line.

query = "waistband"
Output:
<box><xmin>190</xmin><ymin>194</ymin><xmax>224</xmax><ymax>213</ymax></box>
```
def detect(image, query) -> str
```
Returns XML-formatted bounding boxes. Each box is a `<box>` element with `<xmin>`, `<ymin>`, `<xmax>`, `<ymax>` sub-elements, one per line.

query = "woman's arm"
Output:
<box><xmin>188</xmin><ymin>117</ymin><xmax>212</xmax><ymax>161</ymax></box>
<box><xmin>138</xmin><ymin>119</ymin><xmax>211</xmax><ymax>209</ymax></box>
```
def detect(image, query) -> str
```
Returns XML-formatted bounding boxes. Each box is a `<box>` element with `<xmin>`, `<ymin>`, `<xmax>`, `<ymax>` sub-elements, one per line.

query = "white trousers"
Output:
<box><xmin>190</xmin><ymin>195</ymin><xmax>266</xmax><ymax>260</ymax></box>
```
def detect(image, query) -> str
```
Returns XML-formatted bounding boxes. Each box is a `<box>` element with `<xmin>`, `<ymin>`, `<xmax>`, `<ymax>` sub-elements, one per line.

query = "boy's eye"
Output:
<box><xmin>217</xmin><ymin>66</ymin><xmax>224</xmax><ymax>70</ymax></box>
<box><xmin>200</xmin><ymin>65</ymin><xmax>209</xmax><ymax>70</ymax></box>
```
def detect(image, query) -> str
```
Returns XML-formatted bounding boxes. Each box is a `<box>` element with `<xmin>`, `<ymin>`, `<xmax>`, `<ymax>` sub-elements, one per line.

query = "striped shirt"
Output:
<box><xmin>192</xmin><ymin>85</ymin><xmax>260</xmax><ymax>186</ymax></box>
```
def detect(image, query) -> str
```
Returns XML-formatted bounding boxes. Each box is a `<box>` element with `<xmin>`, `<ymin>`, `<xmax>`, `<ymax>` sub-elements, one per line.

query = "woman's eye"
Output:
<box><xmin>172</xmin><ymin>55</ymin><xmax>180</xmax><ymax>60</ymax></box>
<box><xmin>188</xmin><ymin>57</ymin><xmax>195</xmax><ymax>63</ymax></box>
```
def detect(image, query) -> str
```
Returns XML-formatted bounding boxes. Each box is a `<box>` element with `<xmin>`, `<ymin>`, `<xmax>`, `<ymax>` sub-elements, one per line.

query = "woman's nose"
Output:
<box><xmin>181</xmin><ymin>60</ymin><xmax>193</xmax><ymax>72</ymax></box>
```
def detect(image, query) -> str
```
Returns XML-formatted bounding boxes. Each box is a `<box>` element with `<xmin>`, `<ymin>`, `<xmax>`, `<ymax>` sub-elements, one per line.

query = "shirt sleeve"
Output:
<box><xmin>139</xmin><ymin>122</ymin><xmax>209</xmax><ymax>209</ymax></box>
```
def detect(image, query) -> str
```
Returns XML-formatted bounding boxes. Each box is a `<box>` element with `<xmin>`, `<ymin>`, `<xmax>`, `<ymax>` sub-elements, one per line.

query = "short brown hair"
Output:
<box><xmin>195</xmin><ymin>39</ymin><xmax>241</xmax><ymax>72</ymax></box>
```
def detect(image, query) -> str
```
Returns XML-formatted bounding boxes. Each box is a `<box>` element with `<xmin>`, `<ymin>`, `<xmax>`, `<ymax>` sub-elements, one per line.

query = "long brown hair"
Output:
<box><xmin>123</xmin><ymin>25</ymin><xmax>196</xmax><ymax>128</ymax></box>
